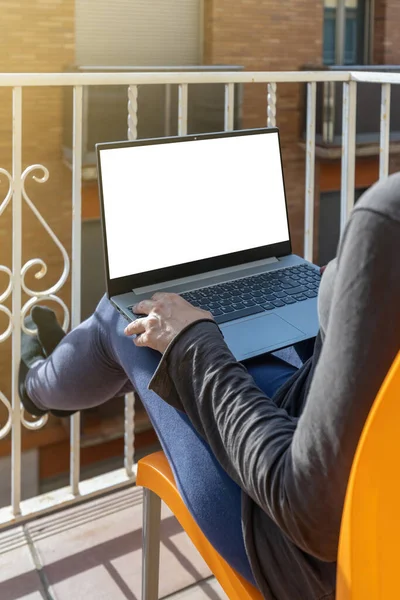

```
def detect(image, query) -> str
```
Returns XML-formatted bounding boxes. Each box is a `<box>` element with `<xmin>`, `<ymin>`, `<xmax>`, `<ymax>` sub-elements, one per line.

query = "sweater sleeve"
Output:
<box><xmin>149</xmin><ymin>206</ymin><xmax>400</xmax><ymax>561</ymax></box>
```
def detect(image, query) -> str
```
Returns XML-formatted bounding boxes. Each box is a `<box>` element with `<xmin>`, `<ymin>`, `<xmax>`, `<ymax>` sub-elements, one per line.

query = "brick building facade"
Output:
<box><xmin>204</xmin><ymin>0</ymin><xmax>400</xmax><ymax>260</ymax></box>
<box><xmin>204</xmin><ymin>0</ymin><xmax>324</xmax><ymax>256</ymax></box>
<box><xmin>0</xmin><ymin>0</ymin><xmax>74</xmax><ymax>436</ymax></box>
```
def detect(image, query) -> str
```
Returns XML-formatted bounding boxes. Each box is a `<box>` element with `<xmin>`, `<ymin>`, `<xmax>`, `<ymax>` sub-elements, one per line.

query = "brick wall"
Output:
<box><xmin>374</xmin><ymin>0</ymin><xmax>386</xmax><ymax>63</ymax></box>
<box><xmin>0</xmin><ymin>1</ymin><xmax>74</xmax><ymax>412</ymax></box>
<box><xmin>374</xmin><ymin>0</ymin><xmax>400</xmax><ymax>64</ymax></box>
<box><xmin>203</xmin><ymin>0</ymin><xmax>324</xmax><ymax>256</ymax></box>
<box><xmin>373</xmin><ymin>0</ymin><xmax>400</xmax><ymax>175</ymax></box>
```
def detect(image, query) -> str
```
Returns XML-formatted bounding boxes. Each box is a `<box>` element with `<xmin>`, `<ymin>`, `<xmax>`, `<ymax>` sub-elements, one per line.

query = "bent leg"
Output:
<box><xmin>101</xmin><ymin>311</ymin><xmax>256</xmax><ymax>582</ymax></box>
<box><xmin>27</xmin><ymin>297</ymin><xmax>254</xmax><ymax>581</ymax></box>
<box><xmin>26</xmin><ymin>296</ymin><xmax>133</xmax><ymax>412</ymax></box>
<box><xmin>26</xmin><ymin>296</ymin><xmax>296</xmax><ymax>583</ymax></box>
<box><xmin>243</xmin><ymin>353</ymin><xmax>297</xmax><ymax>398</ymax></box>
<box><xmin>134</xmin><ymin>375</ymin><xmax>256</xmax><ymax>583</ymax></box>
<box><xmin>103</xmin><ymin>305</ymin><xmax>297</xmax><ymax>584</ymax></box>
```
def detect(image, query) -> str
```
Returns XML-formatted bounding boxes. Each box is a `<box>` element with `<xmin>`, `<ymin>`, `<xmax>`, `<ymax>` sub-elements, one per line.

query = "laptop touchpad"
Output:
<box><xmin>221</xmin><ymin>313</ymin><xmax>304</xmax><ymax>360</ymax></box>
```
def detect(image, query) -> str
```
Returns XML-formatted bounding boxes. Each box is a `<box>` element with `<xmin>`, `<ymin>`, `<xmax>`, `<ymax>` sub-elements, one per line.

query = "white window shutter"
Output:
<box><xmin>75</xmin><ymin>0</ymin><xmax>201</xmax><ymax>66</ymax></box>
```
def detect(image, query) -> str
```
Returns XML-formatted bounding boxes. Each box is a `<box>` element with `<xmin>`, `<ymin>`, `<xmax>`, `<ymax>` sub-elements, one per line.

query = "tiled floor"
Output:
<box><xmin>0</xmin><ymin>487</ymin><xmax>228</xmax><ymax>600</ymax></box>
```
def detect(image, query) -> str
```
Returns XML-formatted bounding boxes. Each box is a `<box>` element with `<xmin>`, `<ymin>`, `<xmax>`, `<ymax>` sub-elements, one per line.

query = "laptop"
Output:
<box><xmin>96</xmin><ymin>127</ymin><xmax>320</xmax><ymax>361</ymax></box>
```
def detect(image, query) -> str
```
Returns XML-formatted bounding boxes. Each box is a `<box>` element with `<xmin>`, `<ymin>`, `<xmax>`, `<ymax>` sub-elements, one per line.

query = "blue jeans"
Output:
<box><xmin>27</xmin><ymin>296</ymin><xmax>304</xmax><ymax>585</ymax></box>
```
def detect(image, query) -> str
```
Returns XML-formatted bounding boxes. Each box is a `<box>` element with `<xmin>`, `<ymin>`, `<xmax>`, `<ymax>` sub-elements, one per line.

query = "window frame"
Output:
<box><xmin>323</xmin><ymin>0</ymin><xmax>373</xmax><ymax>66</ymax></box>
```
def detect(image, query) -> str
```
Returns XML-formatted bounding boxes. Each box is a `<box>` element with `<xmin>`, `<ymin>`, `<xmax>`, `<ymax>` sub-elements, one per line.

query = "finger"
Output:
<box><xmin>152</xmin><ymin>291</ymin><xmax>182</xmax><ymax>301</ymax></box>
<box><xmin>132</xmin><ymin>299</ymin><xmax>155</xmax><ymax>315</ymax></box>
<box><xmin>133</xmin><ymin>331</ymin><xmax>150</xmax><ymax>348</ymax></box>
<box><xmin>124</xmin><ymin>317</ymin><xmax>147</xmax><ymax>336</ymax></box>
<box><xmin>151</xmin><ymin>292</ymin><xmax>170</xmax><ymax>301</ymax></box>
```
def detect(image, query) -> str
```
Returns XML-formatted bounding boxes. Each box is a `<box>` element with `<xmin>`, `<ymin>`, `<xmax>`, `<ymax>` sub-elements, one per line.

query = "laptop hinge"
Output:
<box><xmin>133</xmin><ymin>256</ymin><xmax>279</xmax><ymax>295</ymax></box>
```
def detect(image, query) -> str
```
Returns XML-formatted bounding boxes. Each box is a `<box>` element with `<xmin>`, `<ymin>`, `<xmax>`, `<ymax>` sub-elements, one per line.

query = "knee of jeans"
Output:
<box><xmin>96</xmin><ymin>295</ymin><xmax>117</xmax><ymax>322</ymax></box>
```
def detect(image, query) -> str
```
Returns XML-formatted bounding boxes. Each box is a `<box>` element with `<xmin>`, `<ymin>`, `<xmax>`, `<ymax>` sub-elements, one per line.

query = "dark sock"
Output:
<box><xmin>19</xmin><ymin>309</ymin><xmax>75</xmax><ymax>419</ymax></box>
<box><xmin>31</xmin><ymin>305</ymin><xmax>66</xmax><ymax>357</ymax></box>
<box><xmin>19</xmin><ymin>316</ymin><xmax>47</xmax><ymax>417</ymax></box>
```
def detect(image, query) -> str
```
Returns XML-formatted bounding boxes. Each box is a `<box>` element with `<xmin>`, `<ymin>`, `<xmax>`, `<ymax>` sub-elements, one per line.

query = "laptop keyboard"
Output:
<box><xmin>180</xmin><ymin>264</ymin><xmax>321</xmax><ymax>325</ymax></box>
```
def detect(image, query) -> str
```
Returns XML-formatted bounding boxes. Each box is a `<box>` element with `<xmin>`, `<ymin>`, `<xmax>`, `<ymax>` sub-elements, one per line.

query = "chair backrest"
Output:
<box><xmin>336</xmin><ymin>352</ymin><xmax>400</xmax><ymax>599</ymax></box>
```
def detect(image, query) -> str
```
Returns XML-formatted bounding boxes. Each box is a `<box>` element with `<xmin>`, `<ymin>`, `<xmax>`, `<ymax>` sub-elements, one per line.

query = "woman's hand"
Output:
<box><xmin>124</xmin><ymin>292</ymin><xmax>213</xmax><ymax>354</ymax></box>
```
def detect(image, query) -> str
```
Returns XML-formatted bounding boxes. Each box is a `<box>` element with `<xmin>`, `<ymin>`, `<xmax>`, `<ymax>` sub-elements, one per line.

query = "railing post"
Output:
<box><xmin>267</xmin><ymin>83</ymin><xmax>277</xmax><ymax>127</ymax></box>
<box><xmin>70</xmin><ymin>85</ymin><xmax>83</xmax><ymax>496</ymax></box>
<box><xmin>11</xmin><ymin>86</ymin><xmax>23</xmax><ymax>516</ymax></box>
<box><xmin>379</xmin><ymin>83</ymin><xmax>391</xmax><ymax>180</ymax></box>
<box><xmin>128</xmin><ymin>85</ymin><xmax>138</xmax><ymax>141</ymax></box>
<box><xmin>124</xmin><ymin>392</ymin><xmax>135</xmax><ymax>478</ymax></box>
<box><xmin>340</xmin><ymin>80</ymin><xmax>357</xmax><ymax>234</ymax></box>
<box><xmin>164</xmin><ymin>84</ymin><xmax>171</xmax><ymax>137</ymax></box>
<box><xmin>123</xmin><ymin>82</ymin><xmax>137</xmax><ymax>478</ymax></box>
<box><xmin>304</xmin><ymin>82</ymin><xmax>317</xmax><ymax>263</ymax></box>
<box><xmin>224</xmin><ymin>83</ymin><xmax>235</xmax><ymax>132</ymax></box>
<box><xmin>178</xmin><ymin>83</ymin><xmax>188</xmax><ymax>136</ymax></box>
<box><xmin>322</xmin><ymin>82</ymin><xmax>335</xmax><ymax>144</ymax></box>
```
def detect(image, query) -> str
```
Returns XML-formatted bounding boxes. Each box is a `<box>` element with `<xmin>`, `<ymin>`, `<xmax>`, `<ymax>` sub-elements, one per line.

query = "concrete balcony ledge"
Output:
<box><xmin>0</xmin><ymin>486</ymin><xmax>227</xmax><ymax>600</ymax></box>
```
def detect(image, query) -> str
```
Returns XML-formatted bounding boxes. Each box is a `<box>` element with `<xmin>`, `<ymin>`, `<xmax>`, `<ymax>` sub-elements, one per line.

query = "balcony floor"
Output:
<box><xmin>0</xmin><ymin>486</ymin><xmax>228</xmax><ymax>600</ymax></box>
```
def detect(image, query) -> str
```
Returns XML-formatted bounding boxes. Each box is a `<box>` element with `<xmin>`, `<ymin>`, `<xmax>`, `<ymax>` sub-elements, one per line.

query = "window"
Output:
<box><xmin>75</xmin><ymin>0</ymin><xmax>202</xmax><ymax>66</ymax></box>
<box><xmin>323</xmin><ymin>0</ymin><xmax>370</xmax><ymax>66</ymax></box>
<box><xmin>323</xmin><ymin>7</ymin><xmax>336</xmax><ymax>65</ymax></box>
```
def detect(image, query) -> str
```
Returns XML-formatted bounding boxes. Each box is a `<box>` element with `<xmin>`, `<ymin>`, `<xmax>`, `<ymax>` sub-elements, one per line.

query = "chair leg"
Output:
<box><xmin>141</xmin><ymin>487</ymin><xmax>162</xmax><ymax>600</ymax></box>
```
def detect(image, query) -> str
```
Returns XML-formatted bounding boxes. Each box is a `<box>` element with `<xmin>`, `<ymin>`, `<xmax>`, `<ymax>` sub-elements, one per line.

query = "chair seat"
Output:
<box><xmin>137</xmin><ymin>451</ymin><xmax>263</xmax><ymax>600</ymax></box>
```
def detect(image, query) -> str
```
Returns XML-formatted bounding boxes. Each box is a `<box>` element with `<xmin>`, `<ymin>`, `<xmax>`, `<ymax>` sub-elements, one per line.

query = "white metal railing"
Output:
<box><xmin>0</xmin><ymin>69</ymin><xmax>396</xmax><ymax>528</ymax></box>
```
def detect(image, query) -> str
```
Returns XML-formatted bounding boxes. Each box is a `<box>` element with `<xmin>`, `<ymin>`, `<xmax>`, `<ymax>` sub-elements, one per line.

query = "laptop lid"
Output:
<box><xmin>96</xmin><ymin>128</ymin><xmax>292</xmax><ymax>298</ymax></box>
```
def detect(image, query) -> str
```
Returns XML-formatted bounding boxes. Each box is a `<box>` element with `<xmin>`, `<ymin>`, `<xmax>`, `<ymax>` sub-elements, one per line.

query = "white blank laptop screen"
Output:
<box><xmin>99</xmin><ymin>131</ymin><xmax>290</xmax><ymax>280</ymax></box>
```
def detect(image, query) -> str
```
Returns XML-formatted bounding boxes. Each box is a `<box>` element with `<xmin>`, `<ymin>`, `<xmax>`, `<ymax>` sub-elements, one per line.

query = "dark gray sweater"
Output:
<box><xmin>150</xmin><ymin>174</ymin><xmax>400</xmax><ymax>599</ymax></box>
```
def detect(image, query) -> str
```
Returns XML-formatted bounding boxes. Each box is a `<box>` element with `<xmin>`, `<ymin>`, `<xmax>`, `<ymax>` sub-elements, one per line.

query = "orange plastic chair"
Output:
<box><xmin>137</xmin><ymin>450</ymin><xmax>263</xmax><ymax>600</ymax></box>
<box><xmin>336</xmin><ymin>351</ymin><xmax>400</xmax><ymax>599</ymax></box>
<box><xmin>138</xmin><ymin>353</ymin><xmax>400</xmax><ymax>600</ymax></box>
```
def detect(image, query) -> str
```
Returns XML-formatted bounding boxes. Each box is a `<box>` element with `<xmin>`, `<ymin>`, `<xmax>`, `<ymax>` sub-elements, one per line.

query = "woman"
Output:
<box><xmin>20</xmin><ymin>174</ymin><xmax>400</xmax><ymax>599</ymax></box>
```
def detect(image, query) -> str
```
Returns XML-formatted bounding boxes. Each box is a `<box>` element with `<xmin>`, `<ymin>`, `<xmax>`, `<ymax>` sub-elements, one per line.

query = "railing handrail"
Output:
<box><xmin>72</xmin><ymin>65</ymin><xmax>245</xmax><ymax>72</ymax></box>
<box><xmin>1</xmin><ymin>70</ymin><xmax>400</xmax><ymax>87</ymax></box>
<box><xmin>350</xmin><ymin>71</ymin><xmax>400</xmax><ymax>84</ymax></box>
<box><xmin>0</xmin><ymin>71</ymin><xmax>352</xmax><ymax>86</ymax></box>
